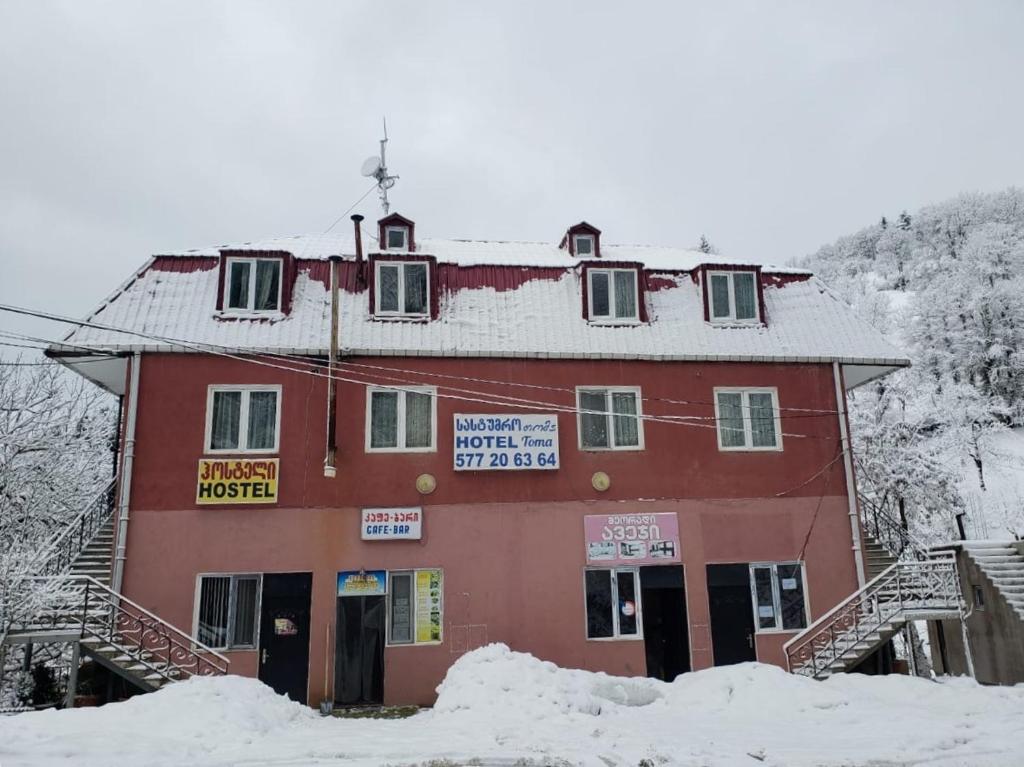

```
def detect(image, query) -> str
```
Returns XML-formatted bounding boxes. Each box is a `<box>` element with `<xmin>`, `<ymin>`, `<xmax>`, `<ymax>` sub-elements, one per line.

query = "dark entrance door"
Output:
<box><xmin>335</xmin><ymin>595</ymin><xmax>385</xmax><ymax>706</ymax></box>
<box><xmin>640</xmin><ymin>565</ymin><xmax>690</xmax><ymax>681</ymax></box>
<box><xmin>706</xmin><ymin>563</ymin><xmax>756</xmax><ymax>666</ymax></box>
<box><xmin>258</xmin><ymin>573</ymin><xmax>312</xmax><ymax>702</ymax></box>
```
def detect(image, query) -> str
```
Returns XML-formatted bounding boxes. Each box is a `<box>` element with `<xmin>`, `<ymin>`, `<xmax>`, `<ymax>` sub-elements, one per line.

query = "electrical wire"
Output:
<box><xmin>0</xmin><ymin>302</ymin><xmax>838</xmax><ymax>439</ymax></box>
<box><xmin>323</xmin><ymin>184</ymin><xmax>379</xmax><ymax>234</ymax></box>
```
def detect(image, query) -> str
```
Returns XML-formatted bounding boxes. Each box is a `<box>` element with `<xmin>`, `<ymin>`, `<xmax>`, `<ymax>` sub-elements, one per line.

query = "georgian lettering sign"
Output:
<box><xmin>361</xmin><ymin>508</ymin><xmax>423</xmax><ymax>540</ymax></box>
<box><xmin>453</xmin><ymin>414</ymin><xmax>559</xmax><ymax>471</ymax></box>
<box><xmin>196</xmin><ymin>458</ymin><xmax>279</xmax><ymax>505</ymax></box>
<box><xmin>583</xmin><ymin>513</ymin><xmax>681</xmax><ymax>566</ymax></box>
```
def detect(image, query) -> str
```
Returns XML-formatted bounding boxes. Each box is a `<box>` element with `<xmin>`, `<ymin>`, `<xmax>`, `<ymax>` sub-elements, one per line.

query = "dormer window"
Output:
<box><xmin>561</xmin><ymin>222</ymin><xmax>602</xmax><ymax>258</ymax></box>
<box><xmin>588</xmin><ymin>268</ymin><xmax>639</xmax><ymax>323</ymax></box>
<box><xmin>385</xmin><ymin>226</ymin><xmax>409</xmax><ymax>251</ymax></box>
<box><xmin>378</xmin><ymin>213</ymin><xmax>416</xmax><ymax>252</ymax></box>
<box><xmin>573</xmin><ymin>234</ymin><xmax>595</xmax><ymax>257</ymax></box>
<box><xmin>708</xmin><ymin>270</ymin><xmax>759</xmax><ymax>323</ymax></box>
<box><xmin>224</xmin><ymin>257</ymin><xmax>282</xmax><ymax>313</ymax></box>
<box><xmin>375</xmin><ymin>260</ymin><xmax>429</xmax><ymax>317</ymax></box>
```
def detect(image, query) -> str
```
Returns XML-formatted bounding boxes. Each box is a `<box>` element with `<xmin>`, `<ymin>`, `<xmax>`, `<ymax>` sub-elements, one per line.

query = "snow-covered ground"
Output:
<box><xmin>3</xmin><ymin>644</ymin><xmax>1023</xmax><ymax>767</ymax></box>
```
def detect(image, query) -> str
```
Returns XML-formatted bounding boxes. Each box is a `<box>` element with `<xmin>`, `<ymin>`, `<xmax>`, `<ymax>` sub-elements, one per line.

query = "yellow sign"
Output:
<box><xmin>415</xmin><ymin>569</ymin><xmax>443</xmax><ymax>643</ymax></box>
<box><xmin>196</xmin><ymin>458</ymin><xmax>279</xmax><ymax>505</ymax></box>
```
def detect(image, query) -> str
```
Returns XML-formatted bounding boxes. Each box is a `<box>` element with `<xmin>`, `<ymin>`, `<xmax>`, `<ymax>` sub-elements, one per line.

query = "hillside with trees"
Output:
<box><xmin>801</xmin><ymin>187</ymin><xmax>1024</xmax><ymax>544</ymax></box>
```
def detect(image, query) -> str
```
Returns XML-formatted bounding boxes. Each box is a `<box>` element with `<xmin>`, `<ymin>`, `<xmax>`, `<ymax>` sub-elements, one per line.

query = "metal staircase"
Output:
<box><xmin>1</xmin><ymin>483</ymin><xmax>229</xmax><ymax>701</ymax></box>
<box><xmin>784</xmin><ymin>553</ymin><xmax>964</xmax><ymax>679</ymax></box>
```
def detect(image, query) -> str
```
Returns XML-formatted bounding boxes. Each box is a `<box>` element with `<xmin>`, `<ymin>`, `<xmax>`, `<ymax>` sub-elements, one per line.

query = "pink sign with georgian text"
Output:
<box><xmin>584</xmin><ymin>513</ymin><xmax>681</xmax><ymax>566</ymax></box>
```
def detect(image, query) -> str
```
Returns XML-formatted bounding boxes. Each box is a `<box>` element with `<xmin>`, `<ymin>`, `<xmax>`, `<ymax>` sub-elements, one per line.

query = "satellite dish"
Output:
<box><xmin>361</xmin><ymin>156</ymin><xmax>382</xmax><ymax>177</ymax></box>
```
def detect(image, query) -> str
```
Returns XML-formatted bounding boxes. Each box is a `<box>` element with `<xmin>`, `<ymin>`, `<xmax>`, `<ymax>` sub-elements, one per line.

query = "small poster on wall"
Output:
<box><xmin>415</xmin><ymin>569</ymin><xmax>443</xmax><ymax>643</ymax></box>
<box><xmin>337</xmin><ymin>570</ymin><xmax>387</xmax><ymax>597</ymax></box>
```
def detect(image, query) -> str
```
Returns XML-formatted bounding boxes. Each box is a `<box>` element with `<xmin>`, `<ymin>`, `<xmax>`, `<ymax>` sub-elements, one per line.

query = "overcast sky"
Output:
<box><xmin>2</xmin><ymin>1</ymin><xmax>1023</xmax><ymax>350</ymax></box>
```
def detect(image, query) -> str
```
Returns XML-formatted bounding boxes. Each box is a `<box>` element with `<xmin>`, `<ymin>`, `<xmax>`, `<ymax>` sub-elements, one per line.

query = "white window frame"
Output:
<box><xmin>365</xmin><ymin>385</ymin><xmax>438</xmax><ymax>453</ymax></box>
<box><xmin>384</xmin><ymin>225</ymin><xmax>409</xmax><ymax>251</ymax></box>
<box><xmin>748</xmin><ymin>561</ymin><xmax>808</xmax><ymax>634</ymax></box>
<box><xmin>204</xmin><ymin>384</ymin><xmax>282</xmax><ymax>455</ymax></box>
<box><xmin>575</xmin><ymin>386</ymin><xmax>644</xmax><ymax>451</ymax></box>
<box><xmin>373</xmin><ymin>260</ymin><xmax>430</xmax><ymax>317</ymax></box>
<box><xmin>573</xmin><ymin>233</ymin><xmax>595</xmax><ymax>257</ymax></box>
<box><xmin>583</xmin><ymin>567</ymin><xmax>643</xmax><ymax>641</ymax></box>
<box><xmin>713</xmin><ymin>387</ymin><xmax>783</xmax><ymax>452</ymax></box>
<box><xmin>587</xmin><ymin>268</ymin><xmax>640</xmax><ymax>323</ymax></box>
<box><xmin>707</xmin><ymin>270</ymin><xmax>760</xmax><ymax>324</ymax></box>
<box><xmin>193</xmin><ymin>572</ymin><xmax>262</xmax><ymax>651</ymax></box>
<box><xmin>222</xmin><ymin>257</ymin><xmax>283</xmax><ymax>314</ymax></box>
<box><xmin>386</xmin><ymin>568</ymin><xmax>444</xmax><ymax>646</ymax></box>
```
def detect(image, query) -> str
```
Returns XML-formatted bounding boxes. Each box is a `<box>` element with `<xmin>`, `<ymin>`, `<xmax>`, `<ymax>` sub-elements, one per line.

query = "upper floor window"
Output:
<box><xmin>573</xmin><ymin>234</ymin><xmax>595</xmax><ymax>257</ymax></box>
<box><xmin>750</xmin><ymin>562</ymin><xmax>806</xmax><ymax>632</ymax></box>
<box><xmin>577</xmin><ymin>387</ymin><xmax>643</xmax><ymax>450</ymax></box>
<box><xmin>714</xmin><ymin>387</ymin><xmax>781</xmax><ymax>451</ymax></box>
<box><xmin>205</xmin><ymin>385</ymin><xmax>281</xmax><ymax>454</ymax></box>
<box><xmin>385</xmin><ymin>226</ymin><xmax>409</xmax><ymax>250</ymax></box>
<box><xmin>375</xmin><ymin>261</ymin><xmax>429</xmax><ymax>317</ymax></box>
<box><xmin>224</xmin><ymin>257</ymin><xmax>282</xmax><ymax>313</ymax></box>
<box><xmin>708</xmin><ymin>271</ymin><xmax>758</xmax><ymax>323</ymax></box>
<box><xmin>588</xmin><ymin>268</ymin><xmax>639</xmax><ymax>323</ymax></box>
<box><xmin>366</xmin><ymin>386</ymin><xmax>436</xmax><ymax>452</ymax></box>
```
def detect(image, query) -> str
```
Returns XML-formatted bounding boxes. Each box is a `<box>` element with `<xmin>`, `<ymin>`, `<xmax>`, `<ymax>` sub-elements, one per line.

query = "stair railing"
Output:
<box><xmin>30</xmin><ymin>480</ymin><xmax>117</xmax><ymax>578</ymax></box>
<box><xmin>784</xmin><ymin>552</ymin><xmax>960</xmax><ymax>678</ymax></box>
<box><xmin>17</xmin><ymin>574</ymin><xmax>229</xmax><ymax>685</ymax></box>
<box><xmin>858</xmin><ymin>493</ymin><xmax>930</xmax><ymax>561</ymax></box>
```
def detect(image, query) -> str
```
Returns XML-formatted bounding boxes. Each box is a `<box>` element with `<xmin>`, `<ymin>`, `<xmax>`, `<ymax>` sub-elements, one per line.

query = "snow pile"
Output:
<box><xmin>434</xmin><ymin>642</ymin><xmax>663</xmax><ymax>716</ymax></box>
<box><xmin>4</xmin><ymin>647</ymin><xmax>1024</xmax><ymax>766</ymax></box>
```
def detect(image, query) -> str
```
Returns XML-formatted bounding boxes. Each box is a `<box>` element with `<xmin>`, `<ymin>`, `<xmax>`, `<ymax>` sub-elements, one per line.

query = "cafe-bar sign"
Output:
<box><xmin>196</xmin><ymin>458</ymin><xmax>279</xmax><ymax>505</ymax></box>
<box><xmin>453</xmin><ymin>414</ymin><xmax>559</xmax><ymax>471</ymax></box>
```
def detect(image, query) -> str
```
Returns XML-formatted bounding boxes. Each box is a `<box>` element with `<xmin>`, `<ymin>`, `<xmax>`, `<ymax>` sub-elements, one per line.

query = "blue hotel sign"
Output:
<box><xmin>452</xmin><ymin>414</ymin><xmax>560</xmax><ymax>471</ymax></box>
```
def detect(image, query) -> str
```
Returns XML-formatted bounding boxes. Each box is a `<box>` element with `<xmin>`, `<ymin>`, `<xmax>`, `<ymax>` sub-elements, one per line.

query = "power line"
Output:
<box><xmin>0</xmin><ymin>303</ymin><xmax>842</xmax><ymax>441</ymax></box>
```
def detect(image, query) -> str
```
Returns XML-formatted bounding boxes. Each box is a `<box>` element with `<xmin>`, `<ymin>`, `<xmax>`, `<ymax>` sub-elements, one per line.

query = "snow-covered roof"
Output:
<box><xmin>164</xmin><ymin>233</ymin><xmax>811</xmax><ymax>274</ymax></box>
<box><xmin>51</xmin><ymin>235</ymin><xmax>907</xmax><ymax>378</ymax></box>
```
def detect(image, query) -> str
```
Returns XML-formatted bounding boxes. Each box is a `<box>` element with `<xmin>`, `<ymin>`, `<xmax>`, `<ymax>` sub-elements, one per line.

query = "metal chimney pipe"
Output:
<box><xmin>352</xmin><ymin>214</ymin><xmax>365</xmax><ymax>287</ymax></box>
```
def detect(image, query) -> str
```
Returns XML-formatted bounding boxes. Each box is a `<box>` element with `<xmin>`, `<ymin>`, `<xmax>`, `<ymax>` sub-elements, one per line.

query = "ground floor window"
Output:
<box><xmin>388</xmin><ymin>569</ymin><xmax>443</xmax><ymax>645</ymax></box>
<box><xmin>749</xmin><ymin>562</ymin><xmax>806</xmax><ymax>631</ymax></box>
<box><xmin>195</xmin><ymin>573</ymin><xmax>260</xmax><ymax>649</ymax></box>
<box><xmin>585</xmin><ymin>568</ymin><xmax>641</xmax><ymax>639</ymax></box>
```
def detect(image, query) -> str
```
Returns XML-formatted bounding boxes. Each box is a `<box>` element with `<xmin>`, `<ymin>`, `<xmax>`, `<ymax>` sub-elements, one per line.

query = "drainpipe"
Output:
<box><xmin>324</xmin><ymin>254</ymin><xmax>341</xmax><ymax>478</ymax></box>
<box><xmin>833</xmin><ymin>361</ymin><xmax>866</xmax><ymax>589</ymax></box>
<box><xmin>112</xmin><ymin>352</ymin><xmax>141</xmax><ymax>595</ymax></box>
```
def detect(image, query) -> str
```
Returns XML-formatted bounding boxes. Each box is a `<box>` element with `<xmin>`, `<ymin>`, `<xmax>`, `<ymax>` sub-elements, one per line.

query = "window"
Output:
<box><xmin>375</xmin><ymin>261</ymin><xmax>429</xmax><ymax>317</ymax></box>
<box><xmin>573</xmin><ymin>234</ymin><xmax>595</xmax><ymax>257</ymax></box>
<box><xmin>366</xmin><ymin>386</ymin><xmax>436</xmax><ymax>452</ymax></box>
<box><xmin>708</xmin><ymin>270</ymin><xmax>758</xmax><ymax>323</ymax></box>
<box><xmin>749</xmin><ymin>562</ymin><xmax>806</xmax><ymax>631</ymax></box>
<box><xmin>585</xmin><ymin>568</ymin><xmax>641</xmax><ymax>639</ymax></box>
<box><xmin>973</xmin><ymin>585</ymin><xmax>985</xmax><ymax>610</ymax></box>
<box><xmin>588</xmin><ymin>268</ymin><xmax>639</xmax><ymax>322</ymax></box>
<box><xmin>385</xmin><ymin>226</ymin><xmax>409</xmax><ymax>250</ymax></box>
<box><xmin>714</xmin><ymin>388</ymin><xmax>781</xmax><ymax>451</ymax></box>
<box><xmin>577</xmin><ymin>387</ymin><xmax>643</xmax><ymax>450</ymax></box>
<box><xmin>224</xmin><ymin>258</ymin><xmax>282</xmax><ymax>313</ymax></box>
<box><xmin>388</xmin><ymin>569</ymin><xmax>443</xmax><ymax>645</ymax></box>
<box><xmin>205</xmin><ymin>386</ymin><xmax>281</xmax><ymax>454</ymax></box>
<box><xmin>195</xmin><ymin>574</ymin><xmax>260</xmax><ymax>649</ymax></box>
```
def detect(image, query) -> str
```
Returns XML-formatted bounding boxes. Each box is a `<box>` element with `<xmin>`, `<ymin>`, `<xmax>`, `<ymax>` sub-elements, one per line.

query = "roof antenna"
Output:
<box><xmin>360</xmin><ymin>117</ymin><xmax>399</xmax><ymax>215</ymax></box>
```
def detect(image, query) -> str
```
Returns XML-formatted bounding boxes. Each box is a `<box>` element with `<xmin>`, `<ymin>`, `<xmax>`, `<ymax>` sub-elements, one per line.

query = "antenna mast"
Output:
<box><xmin>360</xmin><ymin>118</ymin><xmax>399</xmax><ymax>215</ymax></box>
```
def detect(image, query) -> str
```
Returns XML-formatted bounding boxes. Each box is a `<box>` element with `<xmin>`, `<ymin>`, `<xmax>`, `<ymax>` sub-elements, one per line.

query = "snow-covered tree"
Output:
<box><xmin>0</xmin><ymin>360</ymin><xmax>115</xmax><ymax>703</ymax></box>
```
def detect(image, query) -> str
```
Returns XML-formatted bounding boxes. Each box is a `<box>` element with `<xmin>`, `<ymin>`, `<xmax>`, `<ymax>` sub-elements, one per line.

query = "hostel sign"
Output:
<box><xmin>453</xmin><ymin>414</ymin><xmax>559</xmax><ymax>471</ymax></box>
<box><xmin>196</xmin><ymin>458</ymin><xmax>279</xmax><ymax>505</ymax></box>
<box><xmin>584</xmin><ymin>513</ymin><xmax>681</xmax><ymax>566</ymax></box>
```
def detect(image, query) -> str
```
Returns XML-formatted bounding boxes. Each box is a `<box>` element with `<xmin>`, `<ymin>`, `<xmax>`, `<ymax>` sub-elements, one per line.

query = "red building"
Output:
<box><xmin>50</xmin><ymin>214</ymin><xmax>908</xmax><ymax>706</ymax></box>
